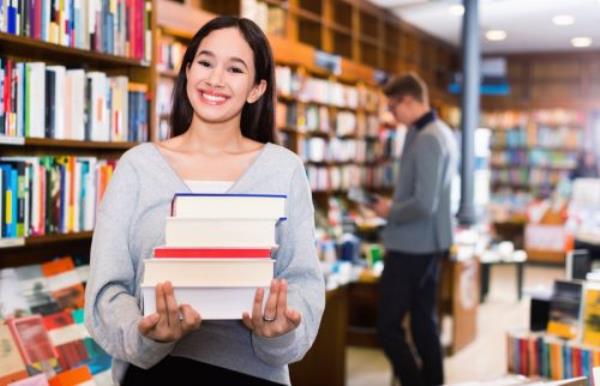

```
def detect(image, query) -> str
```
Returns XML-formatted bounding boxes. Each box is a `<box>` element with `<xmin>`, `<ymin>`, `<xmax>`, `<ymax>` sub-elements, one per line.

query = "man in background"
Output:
<box><xmin>372</xmin><ymin>73</ymin><xmax>458</xmax><ymax>386</ymax></box>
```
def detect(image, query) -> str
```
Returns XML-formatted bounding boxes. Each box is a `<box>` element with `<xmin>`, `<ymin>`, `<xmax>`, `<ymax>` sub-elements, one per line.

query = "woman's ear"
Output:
<box><xmin>247</xmin><ymin>80</ymin><xmax>267</xmax><ymax>104</ymax></box>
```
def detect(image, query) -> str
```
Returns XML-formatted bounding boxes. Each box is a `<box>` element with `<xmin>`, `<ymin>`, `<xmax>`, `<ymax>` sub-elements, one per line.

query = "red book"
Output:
<box><xmin>153</xmin><ymin>247</ymin><xmax>272</xmax><ymax>259</ymax></box>
<box><xmin>6</xmin><ymin>316</ymin><xmax>59</xmax><ymax>366</ymax></box>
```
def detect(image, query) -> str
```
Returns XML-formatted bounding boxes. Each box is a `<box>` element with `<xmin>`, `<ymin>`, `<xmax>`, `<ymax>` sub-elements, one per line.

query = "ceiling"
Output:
<box><xmin>370</xmin><ymin>0</ymin><xmax>600</xmax><ymax>53</ymax></box>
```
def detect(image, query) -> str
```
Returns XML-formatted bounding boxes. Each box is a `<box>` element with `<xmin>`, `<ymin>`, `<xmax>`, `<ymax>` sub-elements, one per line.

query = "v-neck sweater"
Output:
<box><xmin>84</xmin><ymin>142</ymin><xmax>325</xmax><ymax>385</ymax></box>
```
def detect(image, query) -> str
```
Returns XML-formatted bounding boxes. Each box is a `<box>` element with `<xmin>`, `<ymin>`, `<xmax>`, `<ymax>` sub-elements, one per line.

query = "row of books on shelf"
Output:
<box><xmin>0</xmin><ymin>156</ymin><xmax>116</xmax><ymax>241</ymax></box>
<box><xmin>0</xmin><ymin>0</ymin><xmax>152</xmax><ymax>62</ymax></box>
<box><xmin>0</xmin><ymin>256</ymin><xmax>112</xmax><ymax>385</ymax></box>
<box><xmin>156</xmin><ymin>38</ymin><xmax>186</xmax><ymax>74</ymax></box>
<box><xmin>292</xmin><ymin>131</ymin><xmax>403</xmax><ymax>163</ymax></box>
<box><xmin>507</xmin><ymin>331</ymin><xmax>599</xmax><ymax>383</ymax></box>
<box><xmin>306</xmin><ymin>163</ymin><xmax>396</xmax><ymax>192</ymax></box>
<box><xmin>0</xmin><ymin>58</ymin><xmax>149</xmax><ymax>142</ymax></box>
<box><xmin>488</xmin><ymin>190</ymin><xmax>533</xmax><ymax>222</ymax></box>
<box><xmin>490</xmin><ymin>126</ymin><xmax>583</xmax><ymax>150</ymax></box>
<box><xmin>275</xmin><ymin>66</ymin><xmax>381</xmax><ymax>111</ymax></box>
<box><xmin>276</xmin><ymin>102</ymin><xmax>380</xmax><ymax>137</ymax></box>
<box><xmin>491</xmin><ymin>169</ymin><xmax>571</xmax><ymax>188</ymax></box>
<box><xmin>241</xmin><ymin>0</ymin><xmax>286</xmax><ymax>37</ymax></box>
<box><xmin>482</xmin><ymin>109</ymin><xmax>586</xmax><ymax>130</ymax></box>
<box><xmin>491</xmin><ymin>149</ymin><xmax>578</xmax><ymax>170</ymax></box>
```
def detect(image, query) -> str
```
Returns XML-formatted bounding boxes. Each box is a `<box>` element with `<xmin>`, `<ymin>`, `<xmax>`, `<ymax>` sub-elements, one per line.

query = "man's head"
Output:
<box><xmin>384</xmin><ymin>73</ymin><xmax>430</xmax><ymax>126</ymax></box>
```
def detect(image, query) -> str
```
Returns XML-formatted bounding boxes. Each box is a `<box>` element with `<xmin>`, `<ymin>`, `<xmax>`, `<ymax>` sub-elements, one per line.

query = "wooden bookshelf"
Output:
<box><xmin>0</xmin><ymin>0</ymin><xmax>155</xmax><ymax>263</ymax></box>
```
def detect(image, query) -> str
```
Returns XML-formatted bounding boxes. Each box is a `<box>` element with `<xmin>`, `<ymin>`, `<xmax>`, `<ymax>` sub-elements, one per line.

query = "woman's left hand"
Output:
<box><xmin>242</xmin><ymin>279</ymin><xmax>301</xmax><ymax>338</ymax></box>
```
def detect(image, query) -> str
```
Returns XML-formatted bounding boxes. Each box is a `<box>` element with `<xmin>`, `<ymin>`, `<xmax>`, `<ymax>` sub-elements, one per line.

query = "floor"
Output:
<box><xmin>346</xmin><ymin>264</ymin><xmax>564</xmax><ymax>386</ymax></box>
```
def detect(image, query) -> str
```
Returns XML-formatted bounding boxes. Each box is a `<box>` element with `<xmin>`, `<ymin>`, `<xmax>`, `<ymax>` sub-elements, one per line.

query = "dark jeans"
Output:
<box><xmin>377</xmin><ymin>250</ymin><xmax>445</xmax><ymax>386</ymax></box>
<box><xmin>122</xmin><ymin>355</ymin><xmax>285</xmax><ymax>386</ymax></box>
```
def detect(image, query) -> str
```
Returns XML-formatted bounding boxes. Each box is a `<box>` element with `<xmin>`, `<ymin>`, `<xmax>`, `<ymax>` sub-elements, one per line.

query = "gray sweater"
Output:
<box><xmin>84</xmin><ymin>142</ymin><xmax>325</xmax><ymax>385</ymax></box>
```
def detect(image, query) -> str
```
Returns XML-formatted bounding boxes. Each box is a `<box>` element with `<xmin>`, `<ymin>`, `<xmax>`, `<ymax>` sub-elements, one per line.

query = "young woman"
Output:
<box><xmin>84</xmin><ymin>16</ymin><xmax>325</xmax><ymax>386</ymax></box>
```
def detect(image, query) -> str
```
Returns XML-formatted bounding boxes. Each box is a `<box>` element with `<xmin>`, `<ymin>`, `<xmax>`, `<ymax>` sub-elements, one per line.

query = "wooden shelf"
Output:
<box><xmin>0</xmin><ymin>231</ymin><xmax>93</xmax><ymax>250</ymax></box>
<box><xmin>0</xmin><ymin>32</ymin><xmax>148</xmax><ymax>68</ymax></box>
<box><xmin>159</xmin><ymin>69</ymin><xmax>179</xmax><ymax>78</ymax></box>
<box><xmin>0</xmin><ymin>137</ymin><xmax>141</xmax><ymax>150</ymax></box>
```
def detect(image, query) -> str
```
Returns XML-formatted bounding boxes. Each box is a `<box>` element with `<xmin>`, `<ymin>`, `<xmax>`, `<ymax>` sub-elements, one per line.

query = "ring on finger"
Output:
<box><xmin>262</xmin><ymin>315</ymin><xmax>276</xmax><ymax>323</ymax></box>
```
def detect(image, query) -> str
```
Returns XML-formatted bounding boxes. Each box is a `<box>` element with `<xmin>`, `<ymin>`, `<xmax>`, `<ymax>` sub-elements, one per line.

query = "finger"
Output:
<box><xmin>263</xmin><ymin>279</ymin><xmax>279</xmax><ymax>321</ymax></box>
<box><xmin>164</xmin><ymin>281</ymin><xmax>180</xmax><ymax>330</ymax></box>
<box><xmin>138</xmin><ymin>313</ymin><xmax>160</xmax><ymax>336</ymax></box>
<box><xmin>179</xmin><ymin>304</ymin><xmax>201</xmax><ymax>332</ymax></box>
<box><xmin>242</xmin><ymin>312</ymin><xmax>254</xmax><ymax>331</ymax></box>
<box><xmin>276</xmin><ymin>279</ymin><xmax>288</xmax><ymax>320</ymax></box>
<box><xmin>155</xmin><ymin>283</ymin><xmax>169</xmax><ymax>332</ymax></box>
<box><xmin>252</xmin><ymin>288</ymin><xmax>265</xmax><ymax>327</ymax></box>
<box><xmin>285</xmin><ymin>308</ymin><xmax>302</xmax><ymax>328</ymax></box>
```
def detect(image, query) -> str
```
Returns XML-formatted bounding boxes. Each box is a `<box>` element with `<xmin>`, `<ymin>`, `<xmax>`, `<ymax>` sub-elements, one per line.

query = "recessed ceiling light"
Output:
<box><xmin>552</xmin><ymin>15</ymin><xmax>575</xmax><ymax>26</ymax></box>
<box><xmin>571</xmin><ymin>37</ymin><xmax>592</xmax><ymax>48</ymax></box>
<box><xmin>486</xmin><ymin>30</ymin><xmax>507</xmax><ymax>42</ymax></box>
<box><xmin>449</xmin><ymin>4</ymin><xmax>464</xmax><ymax>16</ymax></box>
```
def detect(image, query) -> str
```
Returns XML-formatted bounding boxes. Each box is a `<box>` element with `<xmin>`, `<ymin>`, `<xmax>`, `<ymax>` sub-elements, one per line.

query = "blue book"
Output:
<box><xmin>7</xmin><ymin>0</ymin><xmax>16</xmax><ymax>34</ymax></box>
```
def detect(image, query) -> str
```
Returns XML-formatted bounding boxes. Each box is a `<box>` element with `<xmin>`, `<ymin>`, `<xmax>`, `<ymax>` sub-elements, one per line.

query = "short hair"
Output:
<box><xmin>383</xmin><ymin>72</ymin><xmax>428</xmax><ymax>104</ymax></box>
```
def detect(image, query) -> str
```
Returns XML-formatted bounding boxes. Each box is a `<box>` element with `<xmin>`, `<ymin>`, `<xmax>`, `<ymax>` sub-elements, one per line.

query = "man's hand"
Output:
<box><xmin>372</xmin><ymin>196</ymin><xmax>392</xmax><ymax>218</ymax></box>
<box><xmin>242</xmin><ymin>279</ymin><xmax>301</xmax><ymax>338</ymax></box>
<box><xmin>138</xmin><ymin>281</ymin><xmax>202</xmax><ymax>343</ymax></box>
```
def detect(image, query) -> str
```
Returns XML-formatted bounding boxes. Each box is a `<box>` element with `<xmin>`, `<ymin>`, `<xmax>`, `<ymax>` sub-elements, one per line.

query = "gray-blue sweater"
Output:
<box><xmin>84</xmin><ymin>142</ymin><xmax>325</xmax><ymax>385</ymax></box>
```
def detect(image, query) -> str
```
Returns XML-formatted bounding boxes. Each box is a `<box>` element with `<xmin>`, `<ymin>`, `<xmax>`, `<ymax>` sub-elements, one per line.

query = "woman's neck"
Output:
<box><xmin>181</xmin><ymin>115</ymin><xmax>245</xmax><ymax>154</ymax></box>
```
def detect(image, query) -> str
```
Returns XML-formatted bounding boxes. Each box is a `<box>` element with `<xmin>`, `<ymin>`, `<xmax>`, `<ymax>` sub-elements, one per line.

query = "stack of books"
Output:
<box><xmin>141</xmin><ymin>193</ymin><xmax>287</xmax><ymax>320</ymax></box>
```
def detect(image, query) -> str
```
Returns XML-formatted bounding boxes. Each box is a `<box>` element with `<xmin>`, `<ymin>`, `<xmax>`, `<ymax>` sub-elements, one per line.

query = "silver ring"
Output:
<box><xmin>262</xmin><ymin>315</ymin><xmax>276</xmax><ymax>323</ymax></box>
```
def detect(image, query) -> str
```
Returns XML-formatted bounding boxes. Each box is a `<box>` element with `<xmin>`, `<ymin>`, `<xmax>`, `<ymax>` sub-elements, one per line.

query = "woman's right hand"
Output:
<box><xmin>138</xmin><ymin>281</ymin><xmax>202</xmax><ymax>342</ymax></box>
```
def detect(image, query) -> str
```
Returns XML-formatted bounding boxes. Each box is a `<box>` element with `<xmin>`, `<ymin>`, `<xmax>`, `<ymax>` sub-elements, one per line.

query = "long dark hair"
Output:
<box><xmin>169</xmin><ymin>16</ymin><xmax>275</xmax><ymax>143</ymax></box>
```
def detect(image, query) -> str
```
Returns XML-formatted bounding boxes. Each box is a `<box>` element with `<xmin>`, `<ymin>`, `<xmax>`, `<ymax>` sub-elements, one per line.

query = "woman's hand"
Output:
<box><xmin>138</xmin><ymin>281</ymin><xmax>202</xmax><ymax>342</ymax></box>
<box><xmin>242</xmin><ymin>279</ymin><xmax>302</xmax><ymax>338</ymax></box>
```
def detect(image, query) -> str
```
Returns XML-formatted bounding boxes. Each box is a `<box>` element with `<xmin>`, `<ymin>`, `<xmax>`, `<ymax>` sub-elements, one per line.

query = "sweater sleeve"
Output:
<box><xmin>388</xmin><ymin>133</ymin><xmax>445</xmax><ymax>224</ymax></box>
<box><xmin>84</xmin><ymin>154</ymin><xmax>175</xmax><ymax>369</ymax></box>
<box><xmin>251</xmin><ymin>159</ymin><xmax>326</xmax><ymax>366</ymax></box>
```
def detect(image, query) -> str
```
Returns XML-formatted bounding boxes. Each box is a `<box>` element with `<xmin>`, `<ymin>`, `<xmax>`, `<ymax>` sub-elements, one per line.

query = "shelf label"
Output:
<box><xmin>314</xmin><ymin>50</ymin><xmax>341</xmax><ymax>75</ymax></box>
<box><xmin>0</xmin><ymin>135</ymin><xmax>25</xmax><ymax>145</ymax></box>
<box><xmin>0</xmin><ymin>238</ymin><xmax>26</xmax><ymax>248</ymax></box>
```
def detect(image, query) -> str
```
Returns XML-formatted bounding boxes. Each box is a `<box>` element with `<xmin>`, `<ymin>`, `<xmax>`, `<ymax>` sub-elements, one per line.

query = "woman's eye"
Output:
<box><xmin>198</xmin><ymin>60</ymin><xmax>211</xmax><ymax>67</ymax></box>
<box><xmin>229</xmin><ymin>67</ymin><xmax>244</xmax><ymax>74</ymax></box>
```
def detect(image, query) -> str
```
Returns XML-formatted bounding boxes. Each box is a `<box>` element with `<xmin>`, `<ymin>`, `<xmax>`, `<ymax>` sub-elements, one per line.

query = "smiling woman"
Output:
<box><xmin>84</xmin><ymin>15</ymin><xmax>325</xmax><ymax>386</ymax></box>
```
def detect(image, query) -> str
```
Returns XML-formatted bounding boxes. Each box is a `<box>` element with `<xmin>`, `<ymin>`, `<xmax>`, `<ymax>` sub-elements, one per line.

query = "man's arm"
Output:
<box><xmin>387</xmin><ymin>133</ymin><xmax>445</xmax><ymax>224</ymax></box>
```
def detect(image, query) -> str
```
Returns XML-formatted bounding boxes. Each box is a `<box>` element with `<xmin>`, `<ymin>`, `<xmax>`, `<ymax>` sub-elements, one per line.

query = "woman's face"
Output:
<box><xmin>185</xmin><ymin>27</ymin><xmax>266</xmax><ymax>126</ymax></box>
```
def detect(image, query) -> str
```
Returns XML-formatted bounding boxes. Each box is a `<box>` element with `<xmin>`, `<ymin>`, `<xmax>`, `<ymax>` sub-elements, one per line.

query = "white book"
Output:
<box><xmin>141</xmin><ymin>258</ymin><xmax>273</xmax><ymax>287</ymax></box>
<box><xmin>26</xmin><ymin>62</ymin><xmax>46</xmax><ymax>138</ymax></box>
<box><xmin>165</xmin><ymin>217</ymin><xmax>279</xmax><ymax>247</ymax></box>
<box><xmin>87</xmin><ymin>72</ymin><xmax>108</xmax><ymax>141</ymax></box>
<box><xmin>67</xmin><ymin>69</ymin><xmax>86</xmax><ymax>141</ymax></box>
<box><xmin>171</xmin><ymin>193</ymin><xmax>286</xmax><ymax>219</ymax></box>
<box><xmin>141</xmin><ymin>286</ymin><xmax>269</xmax><ymax>320</ymax></box>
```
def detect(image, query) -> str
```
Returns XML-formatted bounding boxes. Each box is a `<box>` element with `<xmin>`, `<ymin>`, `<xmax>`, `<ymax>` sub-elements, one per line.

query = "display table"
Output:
<box><xmin>289</xmin><ymin>284</ymin><xmax>348</xmax><ymax>386</ymax></box>
<box><xmin>479</xmin><ymin>259</ymin><xmax>525</xmax><ymax>302</ymax></box>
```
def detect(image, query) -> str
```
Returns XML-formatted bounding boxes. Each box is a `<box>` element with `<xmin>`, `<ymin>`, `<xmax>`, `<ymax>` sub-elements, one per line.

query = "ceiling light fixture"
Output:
<box><xmin>485</xmin><ymin>30</ymin><xmax>507</xmax><ymax>42</ymax></box>
<box><xmin>571</xmin><ymin>37</ymin><xmax>592</xmax><ymax>48</ymax></box>
<box><xmin>449</xmin><ymin>4</ymin><xmax>464</xmax><ymax>16</ymax></box>
<box><xmin>552</xmin><ymin>15</ymin><xmax>575</xmax><ymax>26</ymax></box>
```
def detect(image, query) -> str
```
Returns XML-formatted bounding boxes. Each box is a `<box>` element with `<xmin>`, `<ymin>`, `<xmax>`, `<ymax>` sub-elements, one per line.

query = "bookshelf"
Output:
<box><xmin>0</xmin><ymin>1</ymin><xmax>155</xmax><ymax>266</ymax></box>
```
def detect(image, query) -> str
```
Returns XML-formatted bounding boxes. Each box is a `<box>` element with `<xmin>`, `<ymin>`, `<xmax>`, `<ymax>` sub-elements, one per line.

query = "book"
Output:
<box><xmin>582</xmin><ymin>284</ymin><xmax>600</xmax><ymax>347</ymax></box>
<box><xmin>6</xmin><ymin>374</ymin><xmax>49</xmax><ymax>386</ymax></box>
<box><xmin>165</xmin><ymin>217</ymin><xmax>279</xmax><ymax>247</ymax></box>
<box><xmin>170</xmin><ymin>193</ymin><xmax>286</xmax><ymax>219</ymax></box>
<box><xmin>141</xmin><ymin>258</ymin><xmax>273</xmax><ymax>287</ymax></box>
<box><xmin>0</xmin><ymin>322</ymin><xmax>28</xmax><ymax>386</ymax></box>
<box><xmin>47</xmin><ymin>365</ymin><xmax>92</xmax><ymax>386</ymax></box>
<box><xmin>141</xmin><ymin>286</ymin><xmax>269</xmax><ymax>320</ymax></box>
<box><xmin>153</xmin><ymin>246</ymin><xmax>272</xmax><ymax>259</ymax></box>
<box><xmin>6</xmin><ymin>315</ymin><xmax>60</xmax><ymax>375</ymax></box>
<box><xmin>547</xmin><ymin>280</ymin><xmax>583</xmax><ymax>340</ymax></box>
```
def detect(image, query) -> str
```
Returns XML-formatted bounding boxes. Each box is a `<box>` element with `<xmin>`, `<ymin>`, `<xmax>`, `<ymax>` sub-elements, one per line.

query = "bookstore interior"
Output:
<box><xmin>1</xmin><ymin>0</ymin><xmax>600</xmax><ymax>385</ymax></box>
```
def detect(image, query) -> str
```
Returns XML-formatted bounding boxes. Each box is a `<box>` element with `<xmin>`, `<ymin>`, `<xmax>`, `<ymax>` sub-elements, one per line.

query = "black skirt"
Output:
<box><xmin>122</xmin><ymin>355</ymin><xmax>286</xmax><ymax>386</ymax></box>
